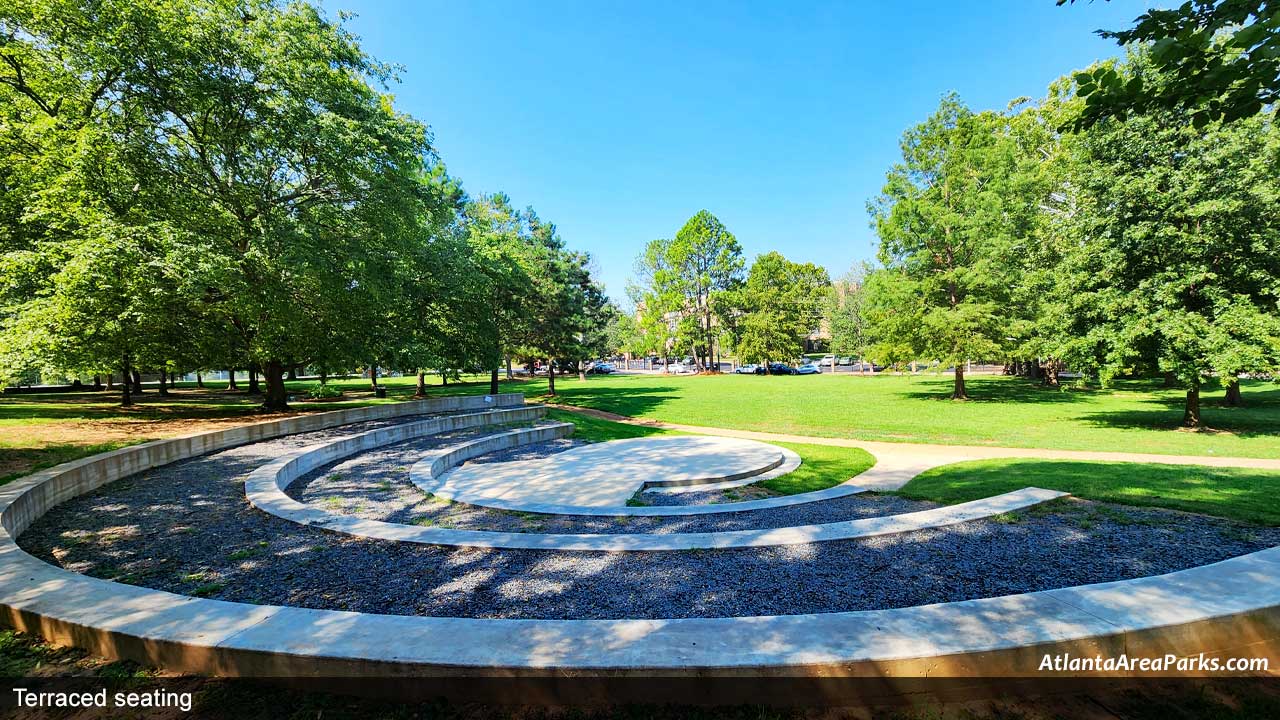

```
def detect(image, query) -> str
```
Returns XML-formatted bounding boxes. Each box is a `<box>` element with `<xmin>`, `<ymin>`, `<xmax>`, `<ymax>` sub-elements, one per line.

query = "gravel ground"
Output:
<box><xmin>18</xmin><ymin>419</ymin><xmax>1280</xmax><ymax>620</ymax></box>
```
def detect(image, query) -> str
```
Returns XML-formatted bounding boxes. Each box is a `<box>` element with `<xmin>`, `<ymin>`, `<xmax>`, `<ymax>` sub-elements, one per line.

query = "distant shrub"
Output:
<box><xmin>307</xmin><ymin>384</ymin><xmax>343</xmax><ymax>399</ymax></box>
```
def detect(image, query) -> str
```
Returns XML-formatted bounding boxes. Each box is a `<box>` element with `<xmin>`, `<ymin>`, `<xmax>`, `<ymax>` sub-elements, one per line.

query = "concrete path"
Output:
<box><xmin>433</xmin><ymin>436</ymin><xmax>789</xmax><ymax>508</ymax></box>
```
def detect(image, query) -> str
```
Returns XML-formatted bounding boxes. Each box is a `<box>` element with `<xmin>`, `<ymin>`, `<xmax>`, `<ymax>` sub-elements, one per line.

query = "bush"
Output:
<box><xmin>307</xmin><ymin>384</ymin><xmax>343</xmax><ymax>399</ymax></box>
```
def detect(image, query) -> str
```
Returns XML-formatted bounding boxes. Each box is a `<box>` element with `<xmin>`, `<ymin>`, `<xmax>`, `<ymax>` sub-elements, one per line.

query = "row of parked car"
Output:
<box><xmin>733</xmin><ymin>362</ymin><xmax>822</xmax><ymax>375</ymax></box>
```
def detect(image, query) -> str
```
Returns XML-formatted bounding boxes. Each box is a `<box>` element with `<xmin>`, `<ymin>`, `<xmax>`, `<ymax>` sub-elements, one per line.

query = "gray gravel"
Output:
<box><xmin>18</xmin><ymin>417</ymin><xmax>1280</xmax><ymax>621</ymax></box>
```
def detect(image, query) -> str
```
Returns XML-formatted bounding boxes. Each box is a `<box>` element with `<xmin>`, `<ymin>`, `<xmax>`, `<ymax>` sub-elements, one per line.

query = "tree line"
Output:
<box><xmin>0</xmin><ymin>0</ymin><xmax>613</xmax><ymax>409</ymax></box>
<box><xmin>838</xmin><ymin>46</ymin><xmax>1280</xmax><ymax>425</ymax></box>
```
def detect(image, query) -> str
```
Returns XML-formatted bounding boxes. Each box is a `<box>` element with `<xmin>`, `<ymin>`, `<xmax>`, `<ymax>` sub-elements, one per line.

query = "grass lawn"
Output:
<box><xmin>0</xmin><ymin>374</ymin><xmax>499</xmax><ymax>484</ymax></box>
<box><xmin>897</xmin><ymin>458</ymin><xmax>1280</xmax><ymax>525</ymax></box>
<box><xmin>758</xmin><ymin>442</ymin><xmax>875</xmax><ymax>495</ymax></box>
<box><xmin>5</xmin><ymin>370</ymin><xmax>1279</xmax><ymax>486</ymax></box>
<box><xmin>537</xmin><ymin>372</ymin><xmax>1280</xmax><ymax>459</ymax></box>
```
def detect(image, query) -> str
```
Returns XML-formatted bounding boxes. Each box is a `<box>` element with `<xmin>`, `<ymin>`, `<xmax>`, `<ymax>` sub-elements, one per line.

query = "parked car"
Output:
<box><xmin>734</xmin><ymin>364</ymin><xmax>764</xmax><ymax>375</ymax></box>
<box><xmin>586</xmin><ymin>362</ymin><xmax>615</xmax><ymax>374</ymax></box>
<box><xmin>818</xmin><ymin>354</ymin><xmax>835</xmax><ymax>367</ymax></box>
<box><xmin>766</xmin><ymin>362</ymin><xmax>796</xmax><ymax>375</ymax></box>
<box><xmin>795</xmin><ymin>362</ymin><xmax>821</xmax><ymax>375</ymax></box>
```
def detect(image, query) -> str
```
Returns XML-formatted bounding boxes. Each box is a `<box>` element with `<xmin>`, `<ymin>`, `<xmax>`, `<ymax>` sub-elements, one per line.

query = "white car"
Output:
<box><xmin>795</xmin><ymin>362</ymin><xmax>822</xmax><ymax>375</ymax></box>
<box><xmin>818</xmin><ymin>355</ymin><xmax>835</xmax><ymax>367</ymax></box>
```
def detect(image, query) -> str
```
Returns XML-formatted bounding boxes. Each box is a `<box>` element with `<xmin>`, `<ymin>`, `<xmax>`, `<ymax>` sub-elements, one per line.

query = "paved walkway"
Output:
<box><xmin>552</xmin><ymin>405</ymin><xmax>1280</xmax><ymax>471</ymax></box>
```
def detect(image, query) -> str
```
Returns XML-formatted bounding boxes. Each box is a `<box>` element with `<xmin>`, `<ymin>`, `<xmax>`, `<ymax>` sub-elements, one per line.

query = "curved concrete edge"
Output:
<box><xmin>0</xmin><ymin>393</ymin><xmax>525</xmax><ymax>538</ymax></box>
<box><xmin>2</xmin><ymin>402</ymin><xmax>1279</xmax><ymax>676</ymax></box>
<box><xmin>639</xmin><ymin>446</ymin><xmax>786</xmax><ymax>489</ymax></box>
<box><xmin>1</xmin><ymin>535</ymin><xmax>1277</xmax><ymax>676</ymax></box>
<box><xmin>246</xmin><ymin>418</ymin><xmax>575</xmax><ymax>527</ymax></box>
<box><xmin>251</xmin><ymin>415</ymin><xmax>1069</xmax><ymax>549</ymax></box>
<box><xmin>647</xmin><ymin>447</ymin><xmax>803</xmax><ymax>494</ymax></box>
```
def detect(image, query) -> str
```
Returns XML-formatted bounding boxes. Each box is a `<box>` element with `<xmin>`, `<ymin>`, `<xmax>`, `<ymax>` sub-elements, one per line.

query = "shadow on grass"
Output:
<box><xmin>1077</xmin><ymin>381</ymin><xmax>1280</xmax><ymax>436</ymax></box>
<box><xmin>547</xmin><ymin>383</ymin><xmax>680</xmax><ymax>418</ymax></box>
<box><xmin>0</xmin><ymin>389</ymin><xmax>270</xmax><ymax>422</ymax></box>
<box><xmin>898</xmin><ymin>377</ymin><xmax>1092</xmax><ymax>404</ymax></box>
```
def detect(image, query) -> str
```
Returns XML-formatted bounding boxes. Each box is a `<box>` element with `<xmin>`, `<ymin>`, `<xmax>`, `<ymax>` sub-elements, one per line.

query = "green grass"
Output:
<box><xmin>897</xmin><ymin>458</ymin><xmax>1280</xmax><ymax>525</ymax></box>
<box><xmin>534</xmin><ymin>373</ymin><xmax>1280</xmax><ymax>458</ymax></box>
<box><xmin>756</xmin><ymin>442</ymin><xmax>875</xmax><ymax>495</ymax></box>
<box><xmin>0</xmin><ymin>440</ymin><xmax>135</xmax><ymax>485</ymax></box>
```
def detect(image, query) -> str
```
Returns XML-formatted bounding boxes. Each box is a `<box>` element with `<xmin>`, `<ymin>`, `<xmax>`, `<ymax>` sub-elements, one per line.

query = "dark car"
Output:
<box><xmin>766</xmin><ymin>362</ymin><xmax>796</xmax><ymax>375</ymax></box>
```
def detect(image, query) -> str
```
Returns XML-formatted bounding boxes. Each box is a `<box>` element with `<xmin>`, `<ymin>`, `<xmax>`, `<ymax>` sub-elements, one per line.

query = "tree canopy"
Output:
<box><xmin>0</xmin><ymin>0</ymin><xmax>610</xmax><ymax>407</ymax></box>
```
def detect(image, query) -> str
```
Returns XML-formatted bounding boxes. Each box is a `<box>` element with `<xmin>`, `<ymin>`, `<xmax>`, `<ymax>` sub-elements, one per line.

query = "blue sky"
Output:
<box><xmin>323</xmin><ymin>0</ymin><xmax>1152</xmax><ymax>304</ymax></box>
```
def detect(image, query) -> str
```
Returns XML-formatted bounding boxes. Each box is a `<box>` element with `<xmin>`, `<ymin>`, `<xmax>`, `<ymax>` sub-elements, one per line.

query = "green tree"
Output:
<box><xmin>1061</xmin><ymin>0</ymin><xmax>1278</xmax><ymax>127</ymax></box>
<box><xmin>732</xmin><ymin>252</ymin><xmax>830</xmax><ymax>371</ymax></box>
<box><xmin>868</xmin><ymin>94</ymin><xmax>1023</xmax><ymax>399</ymax></box>
<box><xmin>825</xmin><ymin>261</ymin><xmax>873</xmax><ymax>370</ymax></box>
<box><xmin>632</xmin><ymin>210</ymin><xmax>744</xmax><ymax>371</ymax></box>
<box><xmin>1051</xmin><ymin>56</ymin><xmax>1280</xmax><ymax>424</ymax></box>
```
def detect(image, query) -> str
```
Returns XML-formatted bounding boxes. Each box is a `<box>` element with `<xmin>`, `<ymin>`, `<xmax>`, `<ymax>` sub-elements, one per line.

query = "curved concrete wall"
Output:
<box><xmin>1</xmin><ymin>396</ymin><xmax>1278</xmax><ymax>679</ymax></box>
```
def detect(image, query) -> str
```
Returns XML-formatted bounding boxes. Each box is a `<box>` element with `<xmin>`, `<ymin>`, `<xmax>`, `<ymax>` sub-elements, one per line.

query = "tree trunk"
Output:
<box><xmin>319</xmin><ymin>369</ymin><xmax>328</xmax><ymax>385</ymax></box>
<box><xmin>1042</xmin><ymin>360</ymin><xmax>1061</xmax><ymax>387</ymax></box>
<box><xmin>196</xmin><ymin>372</ymin><xmax>204</xmax><ymax>388</ymax></box>
<box><xmin>546</xmin><ymin>359</ymin><xmax>557</xmax><ymax>395</ymax></box>
<box><xmin>952</xmin><ymin>366</ymin><xmax>968</xmax><ymax>400</ymax></box>
<box><xmin>579</xmin><ymin>360</ymin><xmax>586</xmax><ymax>382</ymax></box>
<box><xmin>157</xmin><ymin>369</ymin><xmax>170</xmax><ymax>396</ymax></box>
<box><xmin>369</xmin><ymin>365</ymin><xmax>378</xmax><ymax>389</ymax></box>
<box><xmin>506</xmin><ymin>357</ymin><xmax>513</xmax><ymax>381</ymax></box>
<box><xmin>262</xmin><ymin>359</ymin><xmax>289</xmax><ymax>412</ymax></box>
<box><xmin>120</xmin><ymin>358</ymin><xmax>132</xmax><ymax>407</ymax></box>
<box><xmin>287</xmin><ymin>367</ymin><xmax>297</xmax><ymax>381</ymax></box>
<box><xmin>1224</xmin><ymin>378</ymin><xmax>1244</xmax><ymax>407</ymax></box>
<box><xmin>440</xmin><ymin>371</ymin><xmax>448</xmax><ymax>386</ymax></box>
<box><xmin>131</xmin><ymin>368</ymin><xmax>143</xmax><ymax>394</ymax></box>
<box><xmin>1162</xmin><ymin>371</ymin><xmax>1177</xmax><ymax>388</ymax></box>
<box><xmin>106</xmin><ymin>373</ymin><xmax>114</xmax><ymax>390</ymax></box>
<box><xmin>415</xmin><ymin>371</ymin><xmax>427</xmax><ymax>398</ymax></box>
<box><xmin>1183</xmin><ymin>387</ymin><xmax>1202</xmax><ymax>427</ymax></box>
<box><xmin>489</xmin><ymin>367</ymin><xmax>499</xmax><ymax>396</ymax></box>
<box><xmin>247</xmin><ymin>363</ymin><xmax>260</xmax><ymax>394</ymax></box>
<box><xmin>169</xmin><ymin>371</ymin><xmax>176</xmax><ymax>385</ymax></box>
<box><xmin>227</xmin><ymin>368</ymin><xmax>238</xmax><ymax>390</ymax></box>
